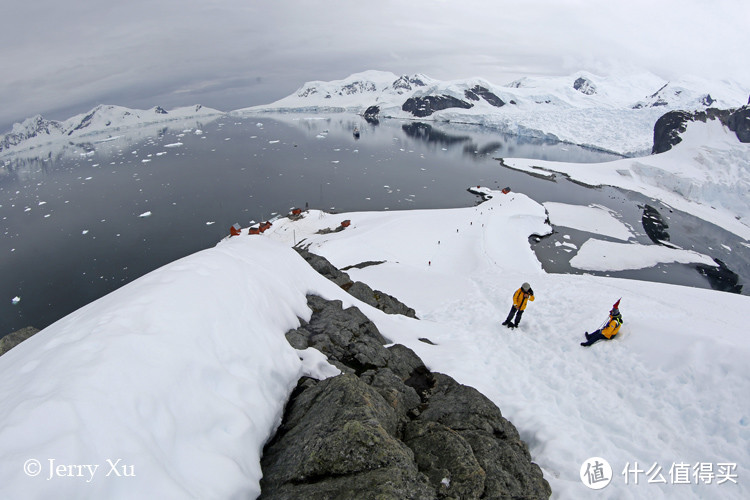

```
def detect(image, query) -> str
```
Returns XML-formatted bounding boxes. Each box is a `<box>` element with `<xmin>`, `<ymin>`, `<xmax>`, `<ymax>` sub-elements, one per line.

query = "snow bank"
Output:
<box><xmin>0</xmin><ymin>238</ymin><xmax>340</xmax><ymax>499</ymax></box>
<box><xmin>570</xmin><ymin>239</ymin><xmax>716</xmax><ymax>271</ymax></box>
<box><xmin>544</xmin><ymin>202</ymin><xmax>634</xmax><ymax>241</ymax></box>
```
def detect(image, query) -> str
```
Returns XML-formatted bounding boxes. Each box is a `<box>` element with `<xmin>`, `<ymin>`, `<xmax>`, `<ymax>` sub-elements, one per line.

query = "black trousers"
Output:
<box><xmin>504</xmin><ymin>306</ymin><xmax>524</xmax><ymax>326</ymax></box>
<box><xmin>580</xmin><ymin>329</ymin><xmax>607</xmax><ymax>347</ymax></box>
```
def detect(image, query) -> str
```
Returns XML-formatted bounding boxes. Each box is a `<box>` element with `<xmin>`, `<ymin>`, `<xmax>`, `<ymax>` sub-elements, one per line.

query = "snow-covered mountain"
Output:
<box><xmin>0</xmin><ymin>104</ymin><xmax>222</xmax><ymax>155</ymax></box>
<box><xmin>236</xmin><ymin>70</ymin><xmax>749</xmax><ymax>155</ymax></box>
<box><xmin>3</xmin><ymin>71</ymin><xmax>747</xmax><ymax>157</ymax></box>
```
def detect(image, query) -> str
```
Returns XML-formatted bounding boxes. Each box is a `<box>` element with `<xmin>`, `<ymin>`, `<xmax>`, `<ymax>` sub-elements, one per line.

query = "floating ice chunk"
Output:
<box><xmin>38</xmin><ymin>201</ymin><xmax>47</xmax><ymax>206</ymax></box>
<box><xmin>164</xmin><ymin>143</ymin><xmax>183</xmax><ymax>148</ymax></box>
<box><xmin>82</xmin><ymin>230</ymin><xmax>89</xmax><ymax>235</ymax></box>
<box><xmin>11</xmin><ymin>296</ymin><xmax>21</xmax><ymax>305</ymax></box>
<box><xmin>139</xmin><ymin>211</ymin><xmax>152</xmax><ymax>218</ymax></box>
<box><xmin>316</xmin><ymin>134</ymin><xmax>326</xmax><ymax>139</ymax></box>
<box><xmin>142</xmin><ymin>159</ymin><xmax>151</xmax><ymax>163</ymax></box>
<box><xmin>256</xmin><ymin>122</ymin><xmax>263</xmax><ymax>127</ymax></box>
<box><xmin>206</xmin><ymin>221</ymin><xmax>215</xmax><ymax>225</ymax></box>
<box><xmin>331</xmin><ymin>161</ymin><xmax>340</xmax><ymax>164</ymax></box>
<box><xmin>195</xmin><ymin>130</ymin><xmax>203</xmax><ymax>135</ymax></box>
<box><xmin>156</xmin><ymin>152</ymin><xmax>167</xmax><ymax>156</ymax></box>
<box><xmin>269</xmin><ymin>140</ymin><xmax>280</xmax><ymax>144</ymax></box>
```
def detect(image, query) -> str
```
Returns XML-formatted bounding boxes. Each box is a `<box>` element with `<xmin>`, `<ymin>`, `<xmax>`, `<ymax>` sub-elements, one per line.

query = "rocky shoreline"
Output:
<box><xmin>259</xmin><ymin>249</ymin><xmax>551</xmax><ymax>499</ymax></box>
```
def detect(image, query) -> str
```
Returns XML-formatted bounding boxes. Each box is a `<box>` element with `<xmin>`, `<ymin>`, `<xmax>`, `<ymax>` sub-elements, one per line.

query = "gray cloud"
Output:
<box><xmin>2</xmin><ymin>0</ymin><xmax>748</xmax><ymax>132</ymax></box>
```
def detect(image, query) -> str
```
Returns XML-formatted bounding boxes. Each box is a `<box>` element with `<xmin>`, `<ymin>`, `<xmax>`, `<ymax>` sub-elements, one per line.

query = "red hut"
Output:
<box><xmin>501</xmin><ymin>187</ymin><xmax>511</xmax><ymax>194</ymax></box>
<box><xmin>340</xmin><ymin>219</ymin><xmax>351</xmax><ymax>228</ymax></box>
<box><xmin>229</xmin><ymin>223</ymin><xmax>242</xmax><ymax>237</ymax></box>
<box><xmin>248</xmin><ymin>226</ymin><xmax>261</xmax><ymax>235</ymax></box>
<box><xmin>291</xmin><ymin>208</ymin><xmax>302</xmax><ymax>216</ymax></box>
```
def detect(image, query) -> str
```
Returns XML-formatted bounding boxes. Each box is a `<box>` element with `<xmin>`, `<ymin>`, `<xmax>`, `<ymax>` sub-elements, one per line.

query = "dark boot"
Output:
<box><xmin>513</xmin><ymin>310</ymin><xmax>524</xmax><ymax>328</ymax></box>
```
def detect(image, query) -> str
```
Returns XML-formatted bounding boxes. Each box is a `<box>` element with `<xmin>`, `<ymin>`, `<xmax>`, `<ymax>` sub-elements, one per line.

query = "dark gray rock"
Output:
<box><xmin>652</xmin><ymin>110</ymin><xmax>694</xmax><ymax>154</ymax></box>
<box><xmin>296</xmin><ymin>247</ymin><xmax>352</xmax><ymax>287</ymax></box>
<box><xmin>295</xmin><ymin>247</ymin><xmax>417</xmax><ymax>318</ymax></box>
<box><xmin>652</xmin><ymin>106</ymin><xmax>747</xmax><ymax>154</ymax></box>
<box><xmin>463</xmin><ymin>86</ymin><xmax>506</xmax><ymax>107</ymax></box>
<box><xmin>0</xmin><ymin>326</ymin><xmax>39</xmax><ymax>356</ymax></box>
<box><xmin>259</xmin><ymin>374</ymin><xmax>435</xmax><ymax>500</ymax></box>
<box><xmin>363</xmin><ymin>105</ymin><xmax>380</xmax><ymax>125</ymax></box>
<box><xmin>402</xmin><ymin>95</ymin><xmax>473</xmax><ymax>118</ymax></box>
<box><xmin>404</xmin><ymin>420</ymin><xmax>486</xmax><ymax>498</ymax></box>
<box><xmin>641</xmin><ymin>204</ymin><xmax>670</xmax><ymax>244</ymax></box>
<box><xmin>573</xmin><ymin>77</ymin><xmax>597</xmax><ymax>95</ymax></box>
<box><xmin>414</xmin><ymin>373</ymin><xmax>551</xmax><ymax>499</ymax></box>
<box><xmin>726</xmin><ymin>105</ymin><xmax>750</xmax><ymax>143</ymax></box>
<box><xmin>262</xmin><ymin>296</ymin><xmax>551</xmax><ymax>499</ymax></box>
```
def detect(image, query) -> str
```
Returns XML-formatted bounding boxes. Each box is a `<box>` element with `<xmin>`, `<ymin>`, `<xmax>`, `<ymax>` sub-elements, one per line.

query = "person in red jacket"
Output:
<box><xmin>502</xmin><ymin>282</ymin><xmax>534</xmax><ymax>329</ymax></box>
<box><xmin>581</xmin><ymin>300</ymin><xmax>623</xmax><ymax>347</ymax></box>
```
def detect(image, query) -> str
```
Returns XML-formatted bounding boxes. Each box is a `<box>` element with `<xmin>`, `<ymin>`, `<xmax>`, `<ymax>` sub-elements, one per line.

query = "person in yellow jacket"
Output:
<box><xmin>581</xmin><ymin>300</ymin><xmax>623</xmax><ymax>346</ymax></box>
<box><xmin>502</xmin><ymin>282</ymin><xmax>534</xmax><ymax>329</ymax></box>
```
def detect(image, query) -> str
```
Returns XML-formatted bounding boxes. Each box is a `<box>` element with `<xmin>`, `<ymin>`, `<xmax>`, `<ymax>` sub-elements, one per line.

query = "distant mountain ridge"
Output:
<box><xmin>3</xmin><ymin>71</ymin><xmax>748</xmax><ymax>157</ymax></box>
<box><xmin>1</xmin><ymin>104</ymin><xmax>221</xmax><ymax>155</ymax></box>
<box><xmin>235</xmin><ymin>70</ymin><xmax>748</xmax><ymax>155</ymax></box>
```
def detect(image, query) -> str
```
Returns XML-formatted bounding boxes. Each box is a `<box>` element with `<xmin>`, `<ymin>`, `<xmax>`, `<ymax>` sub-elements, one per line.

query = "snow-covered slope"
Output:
<box><xmin>236</xmin><ymin>70</ymin><xmax>749</xmax><ymax>155</ymax></box>
<box><xmin>505</xmin><ymin>117</ymin><xmax>750</xmax><ymax>240</ymax></box>
<box><xmin>0</xmin><ymin>104</ymin><xmax>223</xmax><ymax>156</ymax></box>
<box><xmin>1</xmin><ymin>190</ymin><xmax>747</xmax><ymax>499</ymax></box>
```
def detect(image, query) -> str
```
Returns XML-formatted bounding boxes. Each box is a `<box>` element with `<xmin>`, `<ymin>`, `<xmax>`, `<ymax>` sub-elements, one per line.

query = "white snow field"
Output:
<box><xmin>0</xmin><ymin>187</ymin><xmax>747</xmax><ymax>499</ymax></box>
<box><xmin>506</xmin><ymin>119</ymin><xmax>750</xmax><ymax>241</ymax></box>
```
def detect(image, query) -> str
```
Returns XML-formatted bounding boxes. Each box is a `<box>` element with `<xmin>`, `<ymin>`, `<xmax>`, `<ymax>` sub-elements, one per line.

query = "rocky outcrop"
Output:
<box><xmin>725</xmin><ymin>105</ymin><xmax>750</xmax><ymax>143</ymax></box>
<box><xmin>363</xmin><ymin>105</ymin><xmax>380</xmax><ymax>125</ymax></box>
<box><xmin>652</xmin><ymin>106</ymin><xmax>749</xmax><ymax>154</ymax></box>
<box><xmin>573</xmin><ymin>77</ymin><xmax>596</xmax><ymax>95</ymax></box>
<box><xmin>261</xmin><ymin>295</ymin><xmax>551</xmax><ymax>499</ymax></box>
<box><xmin>294</xmin><ymin>247</ymin><xmax>417</xmax><ymax>318</ymax></box>
<box><xmin>463</xmin><ymin>86</ymin><xmax>506</xmax><ymax>108</ymax></box>
<box><xmin>0</xmin><ymin>326</ymin><xmax>39</xmax><ymax>356</ymax></box>
<box><xmin>402</xmin><ymin>95</ymin><xmax>474</xmax><ymax>118</ymax></box>
<box><xmin>641</xmin><ymin>204</ymin><xmax>670</xmax><ymax>244</ymax></box>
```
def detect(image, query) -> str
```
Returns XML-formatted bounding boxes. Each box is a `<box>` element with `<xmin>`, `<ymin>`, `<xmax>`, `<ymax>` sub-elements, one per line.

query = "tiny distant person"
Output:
<box><xmin>581</xmin><ymin>300</ymin><xmax>623</xmax><ymax>347</ymax></box>
<box><xmin>502</xmin><ymin>283</ymin><xmax>534</xmax><ymax>329</ymax></box>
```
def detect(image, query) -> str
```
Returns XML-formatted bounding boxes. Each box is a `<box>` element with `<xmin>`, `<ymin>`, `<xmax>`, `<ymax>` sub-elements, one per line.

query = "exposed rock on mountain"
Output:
<box><xmin>1</xmin><ymin>104</ymin><xmax>219</xmax><ymax>154</ymax></box>
<box><xmin>392</xmin><ymin>75</ymin><xmax>429</xmax><ymax>94</ymax></box>
<box><xmin>726</xmin><ymin>105</ymin><xmax>750</xmax><ymax>143</ymax></box>
<box><xmin>573</xmin><ymin>76</ymin><xmax>597</xmax><ymax>95</ymax></box>
<box><xmin>294</xmin><ymin>247</ymin><xmax>417</xmax><ymax>318</ymax></box>
<box><xmin>652</xmin><ymin>106</ymin><xmax>749</xmax><ymax>154</ymax></box>
<box><xmin>261</xmin><ymin>294</ymin><xmax>551</xmax><ymax>499</ymax></box>
<box><xmin>1</xmin><ymin>116</ymin><xmax>64</xmax><ymax>152</ymax></box>
<box><xmin>363</xmin><ymin>105</ymin><xmax>380</xmax><ymax>124</ymax></box>
<box><xmin>463</xmin><ymin>85</ymin><xmax>506</xmax><ymax>107</ymax></box>
<box><xmin>402</xmin><ymin>95</ymin><xmax>474</xmax><ymax>118</ymax></box>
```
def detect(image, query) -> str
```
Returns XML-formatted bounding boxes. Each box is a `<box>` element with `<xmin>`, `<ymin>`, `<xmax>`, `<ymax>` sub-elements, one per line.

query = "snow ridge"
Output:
<box><xmin>1</xmin><ymin>104</ymin><xmax>222</xmax><ymax>156</ymax></box>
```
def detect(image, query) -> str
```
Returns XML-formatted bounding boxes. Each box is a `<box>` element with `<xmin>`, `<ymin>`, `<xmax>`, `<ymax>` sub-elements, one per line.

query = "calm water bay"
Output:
<box><xmin>1</xmin><ymin>113</ymin><xmax>746</xmax><ymax>337</ymax></box>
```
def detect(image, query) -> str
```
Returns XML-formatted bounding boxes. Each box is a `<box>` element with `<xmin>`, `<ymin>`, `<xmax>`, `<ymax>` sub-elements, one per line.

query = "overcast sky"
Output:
<box><xmin>2</xmin><ymin>0</ymin><xmax>748</xmax><ymax>132</ymax></box>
